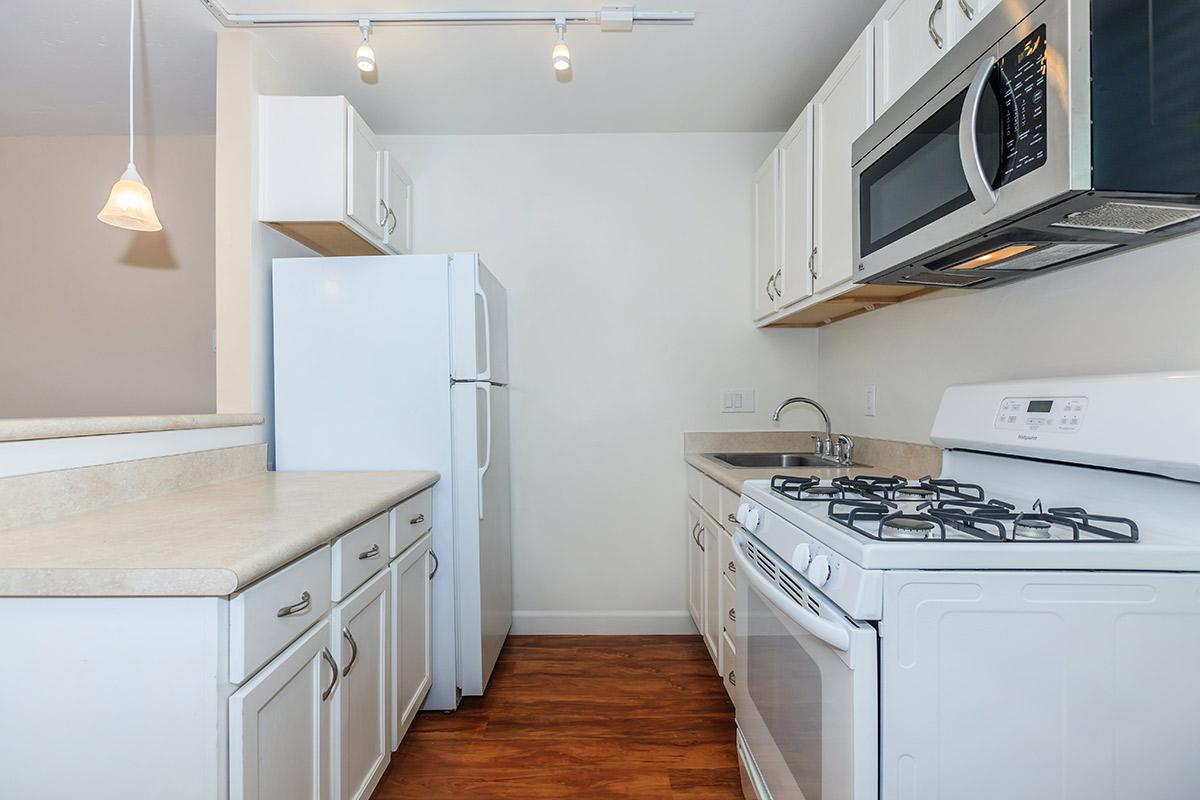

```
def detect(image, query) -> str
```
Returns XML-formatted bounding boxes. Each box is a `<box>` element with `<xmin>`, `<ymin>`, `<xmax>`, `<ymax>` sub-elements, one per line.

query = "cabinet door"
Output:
<box><xmin>230</xmin><ymin>619</ymin><xmax>333</xmax><ymax>800</ymax></box>
<box><xmin>776</xmin><ymin>106</ymin><xmax>814</xmax><ymax>309</ymax></box>
<box><xmin>345</xmin><ymin>107</ymin><xmax>386</xmax><ymax>243</ymax></box>
<box><xmin>390</xmin><ymin>534</ymin><xmax>432</xmax><ymax>751</ymax></box>
<box><xmin>702</xmin><ymin>516</ymin><xmax>720</xmax><ymax>667</ymax></box>
<box><xmin>686</xmin><ymin>502</ymin><xmax>704</xmax><ymax>633</ymax></box>
<box><xmin>813</xmin><ymin>29</ymin><xmax>874</xmax><ymax>294</ymax></box>
<box><xmin>332</xmin><ymin>570</ymin><xmax>390</xmax><ymax>800</ymax></box>
<box><xmin>874</xmin><ymin>0</ymin><xmax>950</xmax><ymax>115</ymax></box>
<box><xmin>751</xmin><ymin>150</ymin><xmax>780</xmax><ymax>322</ymax></box>
<box><xmin>383</xmin><ymin>152</ymin><xmax>414</xmax><ymax>255</ymax></box>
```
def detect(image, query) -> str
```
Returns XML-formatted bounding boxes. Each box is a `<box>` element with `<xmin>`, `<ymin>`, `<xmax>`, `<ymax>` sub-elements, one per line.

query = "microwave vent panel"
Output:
<box><xmin>1050</xmin><ymin>202</ymin><xmax>1200</xmax><ymax>234</ymax></box>
<box><xmin>977</xmin><ymin>241</ymin><xmax>1119</xmax><ymax>271</ymax></box>
<box><xmin>899</xmin><ymin>271</ymin><xmax>991</xmax><ymax>288</ymax></box>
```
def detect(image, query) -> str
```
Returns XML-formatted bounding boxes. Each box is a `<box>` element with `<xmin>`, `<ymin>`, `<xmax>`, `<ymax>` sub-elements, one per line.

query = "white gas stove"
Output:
<box><xmin>733</xmin><ymin>372</ymin><xmax>1200</xmax><ymax>800</ymax></box>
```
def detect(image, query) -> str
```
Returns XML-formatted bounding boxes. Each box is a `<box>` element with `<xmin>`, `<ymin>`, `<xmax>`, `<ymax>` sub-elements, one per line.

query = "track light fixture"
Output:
<box><xmin>356</xmin><ymin>19</ymin><xmax>376</xmax><ymax>72</ymax></box>
<box><xmin>552</xmin><ymin>17</ymin><xmax>571</xmax><ymax>72</ymax></box>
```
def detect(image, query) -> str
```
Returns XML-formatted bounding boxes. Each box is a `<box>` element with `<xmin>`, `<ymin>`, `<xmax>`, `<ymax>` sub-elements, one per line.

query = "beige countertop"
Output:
<box><xmin>0</xmin><ymin>470</ymin><xmax>438</xmax><ymax>597</ymax></box>
<box><xmin>0</xmin><ymin>413</ymin><xmax>265</xmax><ymax>443</ymax></box>
<box><xmin>685</xmin><ymin>431</ymin><xmax>942</xmax><ymax>494</ymax></box>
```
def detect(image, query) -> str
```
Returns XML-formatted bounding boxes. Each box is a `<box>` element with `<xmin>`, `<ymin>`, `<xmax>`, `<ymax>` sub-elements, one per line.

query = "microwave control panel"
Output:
<box><xmin>995</xmin><ymin>396</ymin><xmax>1088</xmax><ymax>432</ymax></box>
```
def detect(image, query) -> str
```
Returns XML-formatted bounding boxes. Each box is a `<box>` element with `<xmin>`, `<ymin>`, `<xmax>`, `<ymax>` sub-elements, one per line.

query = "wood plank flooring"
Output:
<box><xmin>371</xmin><ymin>635</ymin><xmax>741</xmax><ymax>799</ymax></box>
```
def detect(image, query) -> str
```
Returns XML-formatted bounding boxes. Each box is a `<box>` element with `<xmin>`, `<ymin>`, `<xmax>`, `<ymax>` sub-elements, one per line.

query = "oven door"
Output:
<box><xmin>733</xmin><ymin>532</ymin><xmax>878</xmax><ymax>800</ymax></box>
<box><xmin>853</xmin><ymin>0</ymin><xmax>1082</xmax><ymax>286</ymax></box>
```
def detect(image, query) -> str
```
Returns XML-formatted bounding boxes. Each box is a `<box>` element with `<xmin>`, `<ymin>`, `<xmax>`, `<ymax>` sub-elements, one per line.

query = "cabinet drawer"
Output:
<box><xmin>230</xmin><ymin>546</ymin><xmax>332</xmax><ymax>684</ymax></box>
<box><xmin>721</xmin><ymin>575</ymin><xmax>737</xmax><ymax>640</ymax></box>
<box><xmin>721</xmin><ymin>631</ymin><xmax>737</xmax><ymax>703</ymax></box>
<box><xmin>700</xmin><ymin>475</ymin><xmax>722</xmax><ymax>521</ymax></box>
<box><xmin>390</xmin><ymin>489</ymin><xmax>433</xmax><ymax>559</ymax></box>
<box><xmin>333</xmin><ymin>512</ymin><xmax>390</xmax><ymax>601</ymax></box>
<box><xmin>719</xmin><ymin>486</ymin><xmax>743</xmax><ymax>533</ymax></box>
<box><xmin>719</xmin><ymin>529</ymin><xmax>737</xmax><ymax>589</ymax></box>
<box><xmin>686</xmin><ymin>466</ymin><xmax>703</xmax><ymax>503</ymax></box>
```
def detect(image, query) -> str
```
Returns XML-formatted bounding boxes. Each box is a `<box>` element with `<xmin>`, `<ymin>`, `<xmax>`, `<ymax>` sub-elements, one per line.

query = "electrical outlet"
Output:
<box><xmin>865</xmin><ymin>384</ymin><xmax>877</xmax><ymax>416</ymax></box>
<box><xmin>721</xmin><ymin>389</ymin><xmax>756</xmax><ymax>414</ymax></box>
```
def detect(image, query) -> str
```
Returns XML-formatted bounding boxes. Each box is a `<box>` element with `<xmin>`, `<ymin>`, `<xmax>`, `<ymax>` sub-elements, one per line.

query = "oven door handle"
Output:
<box><xmin>733</xmin><ymin>534</ymin><xmax>851</xmax><ymax>652</ymax></box>
<box><xmin>958</xmin><ymin>55</ymin><xmax>999</xmax><ymax>213</ymax></box>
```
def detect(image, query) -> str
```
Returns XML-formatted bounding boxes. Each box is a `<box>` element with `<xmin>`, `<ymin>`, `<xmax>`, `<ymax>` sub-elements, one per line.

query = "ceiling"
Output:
<box><xmin>1</xmin><ymin>0</ymin><xmax>883</xmax><ymax>136</ymax></box>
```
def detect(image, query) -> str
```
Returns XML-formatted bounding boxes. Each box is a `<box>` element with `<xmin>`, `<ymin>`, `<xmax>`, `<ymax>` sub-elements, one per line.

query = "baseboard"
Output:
<box><xmin>511</xmin><ymin>610</ymin><xmax>698</xmax><ymax>635</ymax></box>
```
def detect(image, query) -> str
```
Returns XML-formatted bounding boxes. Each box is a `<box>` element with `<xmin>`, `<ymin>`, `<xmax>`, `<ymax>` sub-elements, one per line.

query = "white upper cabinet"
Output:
<box><xmin>812</xmin><ymin>28</ymin><xmax>875</xmax><ymax>294</ymax></box>
<box><xmin>873</xmin><ymin>0</ymin><xmax>950</xmax><ymax>115</ymax></box>
<box><xmin>776</xmin><ymin>106</ymin><xmax>815</xmax><ymax>310</ymax></box>
<box><xmin>752</xmin><ymin>150</ymin><xmax>781</xmax><ymax>321</ymax></box>
<box><xmin>259</xmin><ymin>96</ymin><xmax>413</xmax><ymax>257</ymax></box>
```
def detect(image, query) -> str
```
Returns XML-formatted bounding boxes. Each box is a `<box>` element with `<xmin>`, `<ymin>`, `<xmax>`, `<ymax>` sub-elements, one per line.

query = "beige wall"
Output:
<box><xmin>382</xmin><ymin>132</ymin><xmax>820</xmax><ymax>632</ymax></box>
<box><xmin>0</xmin><ymin>135</ymin><xmax>216</xmax><ymax>418</ymax></box>
<box><xmin>817</xmin><ymin>233</ymin><xmax>1200</xmax><ymax>445</ymax></box>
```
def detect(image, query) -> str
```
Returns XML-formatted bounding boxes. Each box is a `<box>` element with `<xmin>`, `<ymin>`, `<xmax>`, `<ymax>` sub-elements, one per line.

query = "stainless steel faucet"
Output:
<box><xmin>771</xmin><ymin>397</ymin><xmax>834</xmax><ymax>459</ymax></box>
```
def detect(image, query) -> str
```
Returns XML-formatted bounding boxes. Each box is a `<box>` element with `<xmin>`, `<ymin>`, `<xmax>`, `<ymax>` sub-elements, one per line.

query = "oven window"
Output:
<box><xmin>747</xmin><ymin>587</ymin><xmax>823</xmax><ymax>798</ymax></box>
<box><xmin>860</xmin><ymin>83</ymin><xmax>1002</xmax><ymax>258</ymax></box>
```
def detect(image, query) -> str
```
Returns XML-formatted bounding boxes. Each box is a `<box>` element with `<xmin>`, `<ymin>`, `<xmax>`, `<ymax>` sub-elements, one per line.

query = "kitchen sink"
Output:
<box><xmin>706</xmin><ymin>452</ymin><xmax>869</xmax><ymax>469</ymax></box>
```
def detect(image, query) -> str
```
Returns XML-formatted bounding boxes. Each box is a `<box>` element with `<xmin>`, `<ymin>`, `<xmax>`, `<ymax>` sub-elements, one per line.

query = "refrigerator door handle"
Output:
<box><xmin>478</xmin><ymin>382</ymin><xmax>493</xmax><ymax>519</ymax></box>
<box><xmin>476</xmin><ymin>278</ymin><xmax>493</xmax><ymax>383</ymax></box>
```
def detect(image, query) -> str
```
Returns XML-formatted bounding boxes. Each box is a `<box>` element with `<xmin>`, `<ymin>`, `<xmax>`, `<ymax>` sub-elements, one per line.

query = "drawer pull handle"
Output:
<box><xmin>727</xmin><ymin>513</ymin><xmax>737</xmax><ymax>524</ymax></box>
<box><xmin>342</xmin><ymin>627</ymin><xmax>359</xmax><ymax>677</ymax></box>
<box><xmin>276</xmin><ymin>591</ymin><xmax>311</xmax><ymax>618</ymax></box>
<box><xmin>728</xmin><ymin>608</ymin><xmax>736</xmax><ymax>623</ymax></box>
<box><xmin>358</xmin><ymin>543</ymin><xmax>381</xmax><ymax>560</ymax></box>
<box><xmin>728</xmin><ymin>560</ymin><xmax>736</xmax><ymax>574</ymax></box>
<box><xmin>321</xmin><ymin>647</ymin><xmax>339</xmax><ymax>701</ymax></box>
<box><xmin>697</xmin><ymin>527</ymin><xmax>706</xmax><ymax>552</ymax></box>
<box><xmin>410</xmin><ymin>513</ymin><xmax>425</xmax><ymax>525</ymax></box>
<box><xmin>429</xmin><ymin>549</ymin><xmax>439</xmax><ymax>580</ymax></box>
<box><xmin>728</xmin><ymin>669</ymin><xmax>736</xmax><ymax>687</ymax></box>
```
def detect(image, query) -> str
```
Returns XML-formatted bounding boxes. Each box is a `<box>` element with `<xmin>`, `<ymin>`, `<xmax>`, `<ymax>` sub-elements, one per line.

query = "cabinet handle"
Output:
<box><xmin>728</xmin><ymin>669</ymin><xmax>736</xmax><ymax>687</ymax></box>
<box><xmin>378</xmin><ymin>199</ymin><xmax>389</xmax><ymax>227</ymax></box>
<box><xmin>692</xmin><ymin>522</ymin><xmax>701</xmax><ymax>547</ymax></box>
<box><xmin>410</xmin><ymin>513</ymin><xmax>425</xmax><ymax>525</ymax></box>
<box><xmin>358</xmin><ymin>543</ymin><xmax>380</xmax><ymax>560</ymax></box>
<box><xmin>773</xmin><ymin>268</ymin><xmax>782</xmax><ymax>295</ymax></box>
<box><xmin>276</xmin><ymin>590</ymin><xmax>311</xmax><ymax>618</ymax></box>
<box><xmin>429</xmin><ymin>549</ymin><xmax>439</xmax><ymax>580</ymax></box>
<box><xmin>727</xmin><ymin>513</ymin><xmax>738</xmax><ymax>525</ymax></box>
<box><xmin>386</xmin><ymin>207</ymin><xmax>397</xmax><ymax>235</ymax></box>
<box><xmin>728</xmin><ymin>560</ymin><xmax>737</xmax><ymax>574</ymax></box>
<box><xmin>766</xmin><ymin>274</ymin><xmax>776</xmax><ymax>301</ymax></box>
<box><xmin>320</xmin><ymin>647</ymin><xmax>339</xmax><ymax>701</ymax></box>
<box><xmin>957</xmin><ymin>0</ymin><xmax>975</xmax><ymax>19</ymax></box>
<box><xmin>928</xmin><ymin>0</ymin><xmax>945</xmax><ymax>49</ymax></box>
<box><xmin>697</xmin><ymin>527</ymin><xmax>706</xmax><ymax>553</ymax></box>
<box><xmin>728</xmin><ymin>608</ymin><xmax>736</xmax><ymax>622</ymax></box>
<box><xmin>341</xmin><ymin>627</ymin><xmax>359</xmax><ymax>677</ymax></box>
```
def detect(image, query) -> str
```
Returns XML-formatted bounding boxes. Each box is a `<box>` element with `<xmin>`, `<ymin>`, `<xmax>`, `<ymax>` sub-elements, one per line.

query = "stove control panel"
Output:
<box><xmin>995</xmin><ymin>396</ymin><xmax>1088</xmax><ymax>433</ymax></box>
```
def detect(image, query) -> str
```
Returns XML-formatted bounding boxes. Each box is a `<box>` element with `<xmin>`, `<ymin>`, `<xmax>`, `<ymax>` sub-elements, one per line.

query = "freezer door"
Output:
<box><xmin>451</xmin><ymin>382</ymin><xmax>512</xmax><ymax>696</ymax></box>
<box><xmin>450</xmin><ymin>255</ymin><xmax>509</xmax><ymax>384</ymax></box>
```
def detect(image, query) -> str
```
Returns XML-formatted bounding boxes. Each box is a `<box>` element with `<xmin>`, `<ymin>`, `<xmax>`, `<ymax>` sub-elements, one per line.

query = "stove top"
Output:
<box><xmin>769</xmin><ymin>474</ymin><xmax>1140</xmax><ymax>544</ymax></box>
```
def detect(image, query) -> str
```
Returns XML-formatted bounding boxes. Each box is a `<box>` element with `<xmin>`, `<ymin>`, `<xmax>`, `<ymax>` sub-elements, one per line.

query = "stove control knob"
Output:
<box><xmin>745</xmin><ymin>508</ymin><xmax>761</xmax><ymax>533</ymax></box>
<box><xmin>791</xmin><ymin>543</ymin><xmax>812</xmax><ymax>572</ymax></box>
<box><xmin>807</xmin><ymin>555</ymin><xmax>831</xmax><ymax>588</ymax></box>
<box><xmin>736</xmin><ymin>502</ymin><xmax>749</xmax><ymax>526</ymax></box>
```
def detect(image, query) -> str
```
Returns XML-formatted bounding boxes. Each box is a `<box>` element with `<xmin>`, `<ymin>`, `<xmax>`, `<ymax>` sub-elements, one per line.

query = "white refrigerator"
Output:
<box><xmin>272</xmin><ymin>252</ymin><xmax>511</xmax><ymax>710</ymax></box>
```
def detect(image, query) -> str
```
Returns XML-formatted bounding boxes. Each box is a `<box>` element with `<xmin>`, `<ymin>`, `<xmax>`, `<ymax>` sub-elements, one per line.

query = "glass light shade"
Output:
<box><xmin>97</xmin><ymin>164</ymin><xmax>162</xmax><ymax>232</ymax></box>
<box><xmin>552</xmin><ymin>42</ymin><xmax>571</xmax><ymax>71</ymax></box>
<box><xmin>356</xmin><ymin>43</ymin><xmax>376</xmax><ymax>72</ymax></box>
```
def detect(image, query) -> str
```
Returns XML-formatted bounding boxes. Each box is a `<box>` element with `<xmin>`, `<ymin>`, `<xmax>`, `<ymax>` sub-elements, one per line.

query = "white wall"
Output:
<box><xmin>818</xmin><ymin>233</ymin><xmax>1200</xmax><ymax>445</ymax></box>
<box><xmin>382</xmin><ymin>133</ymin><xmax>820</xmax><ymax>633</ymax></box>
<box><xmin>0</xmin><ymin>135</ymin><xmax>216</xmax><ymax>417</ymax></box>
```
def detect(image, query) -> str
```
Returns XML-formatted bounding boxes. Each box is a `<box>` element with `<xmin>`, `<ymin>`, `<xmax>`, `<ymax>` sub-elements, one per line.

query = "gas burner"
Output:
<box><xmin>895</xmin><ymin>486</ymin><xmax>937</xmax><ymax>501</ymax></box>
<box><xmin>802</xmin><ymin>486</ymin><xmax>841</xmax><ymax>498</ymax></box>
<box><xmin>882</xmin><ymin>516</ymin><xmax>937</xmax><ymax>539</ymax></box>
<box><xmin>1014</xmin><ymin>517</ymin><xmax>1054</xmax><ymax>539</ymax></box>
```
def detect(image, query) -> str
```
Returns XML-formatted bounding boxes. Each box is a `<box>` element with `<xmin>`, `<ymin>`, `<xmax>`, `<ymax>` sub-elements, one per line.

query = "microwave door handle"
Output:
<box><xmin>732</xmin><ymin>533</ymin><xmax>851</xmax><ymax>652</ymax></box>
<box><xmin>959</xmin><ymin>55</ymin><xmax>999</xmax><ymax>212</ymax></box>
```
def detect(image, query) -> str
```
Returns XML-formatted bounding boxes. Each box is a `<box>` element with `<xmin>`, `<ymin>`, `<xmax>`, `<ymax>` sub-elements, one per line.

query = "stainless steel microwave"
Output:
<box><xmin>852</xmin><ymin>0</ymin><xmax>1200</xmax><ymax>288</ymax></box>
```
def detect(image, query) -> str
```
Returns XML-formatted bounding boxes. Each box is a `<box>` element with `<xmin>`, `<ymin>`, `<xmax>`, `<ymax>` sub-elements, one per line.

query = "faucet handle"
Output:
<box><xmin>836</xmin><ymin>434</ymin><xmax>855</xmax><ymax>465</ymax></box>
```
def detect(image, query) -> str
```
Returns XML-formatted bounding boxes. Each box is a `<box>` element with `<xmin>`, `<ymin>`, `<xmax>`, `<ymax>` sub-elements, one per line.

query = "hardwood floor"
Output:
<box><xmin>371</xmin><ymin>635</ymin><xmax>741</xmax><ymax>799</ymax></box>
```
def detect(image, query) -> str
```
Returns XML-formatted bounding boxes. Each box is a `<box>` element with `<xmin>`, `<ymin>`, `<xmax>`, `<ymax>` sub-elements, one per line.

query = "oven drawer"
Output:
<box><xmin>332</xmin><ymin>511</ymin><xmax>389</xmax><ymax>600</ymax></box>
<box><xmin>229</xmin><ymin>546</ymin><xmax>332</xmax><ymax>684</ymax></box>
<box><xmin>390</xmin><ymin>488</ymin><xmax>433</xmax><ymax>558</ymax></box>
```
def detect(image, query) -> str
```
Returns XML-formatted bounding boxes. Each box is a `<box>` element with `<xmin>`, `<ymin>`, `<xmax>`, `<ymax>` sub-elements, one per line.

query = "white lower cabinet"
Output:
<box><xmin>390</xmin><ymin>532</ymin><xmax>433</xmax><ymax>750</ymax></box>
<box><xmin>332</xmin><ymin>570</ymin><xmax>391</xmax><ymax>800</ymax></box>
<box><xmin>686</xmin><ymin>500</ymin><xmax>705</xmax><ymax>634</ymax></box>
<box><xmin>230</xmin><ymin>619</ymin><xmax>334</xmax><ymax>800</ymax></box>
<box><xmin>687</xmin><ymin>473</ymin><xmax>738</xmax><ymax>696</ymax></box>
<box><xmin>702</xmin><ymin>513</ymin><xmax>720</xmax><ymax>663</ymax></box>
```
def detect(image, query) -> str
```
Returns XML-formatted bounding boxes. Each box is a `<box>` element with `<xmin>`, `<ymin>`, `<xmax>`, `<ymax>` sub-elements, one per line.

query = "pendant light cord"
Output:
<box><xmin>128</xmin><ymin>0</ymin><xmax>135</xmax><ymax>166</ymax></box>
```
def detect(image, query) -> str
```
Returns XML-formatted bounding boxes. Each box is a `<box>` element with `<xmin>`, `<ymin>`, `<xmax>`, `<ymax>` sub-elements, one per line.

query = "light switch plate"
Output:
<box><xmin>865</xmin><ymin>384</ymin><xmax>877</xmax><ymax>416</ymax></box>
<box><xmin>721</xmin><ymin>389</ymin><xmax>756</xmax><ymax>414</ymax></box>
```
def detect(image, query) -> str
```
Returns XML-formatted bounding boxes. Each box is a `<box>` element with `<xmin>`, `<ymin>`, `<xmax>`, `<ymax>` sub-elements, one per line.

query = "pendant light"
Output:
<box><xmin>97</xmin><ymin>0</ymin><xmax>162</xmax><ymax>232</ymax></box>
<box><xmin>552</xmin><ymin>17</ymin><xmax>571</xmax><ymax>72</ymax></box>
<box><xmin>356</xmin><ymin>20</ymin><xmax>376</xmax><ymax>73</ymax></box>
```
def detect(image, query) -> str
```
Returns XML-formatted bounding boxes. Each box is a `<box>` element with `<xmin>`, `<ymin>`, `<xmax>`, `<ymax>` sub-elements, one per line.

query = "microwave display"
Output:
<box><xmin>997</xmin><ymin>25</ymin><xmax>1048</xmax><ymax>185</ymax></box>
